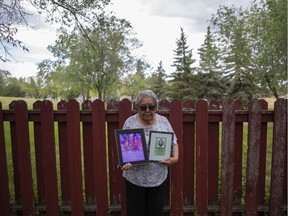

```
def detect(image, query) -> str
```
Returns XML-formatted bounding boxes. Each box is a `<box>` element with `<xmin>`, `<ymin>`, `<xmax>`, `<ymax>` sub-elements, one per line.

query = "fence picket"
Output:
<box><xmin>92</xmin><ymin>99</ymin><xmax>108</xmax><ymax>215</ymax></box>
<box><xmin>107</xmin><ymin>100</ymin><xmax>122</xmax><ymax>216</ymax></box>
<box><xmin>0</xmin><ymin>102</ymin><xmax>10</xmax><ymax>216</ymax></box>
<box><xmin>258</xmin><ymin>99</ymin><xmax>269</xmax><ymax>216</ymax></box>
<box><xmin>33</xmin><ymin>101</ymin><xmax>46</xmax><ymax>206</ymax></box>
<box><xmin>170</xmin><ymin>99</ymin><xmax>184</xmax><ymax>215</ymax></box>
<box><xmin>245</xmin><ymin>99</ymin><xmax>262</xmax><ymax>215</ymax></box>
<box><xmin>82</xmin><ymin>100</ymin><xmax>96</xmax><ymax>210</ymax></box>
<box><xmin>12</xmin><ymin>101</ymin><xmax>35</xmax><ymax>215</ymax></box>
<box><xmin>66</xmin><ymin>99</ymin><xmax>83</xmax><ymax>216</ymax></box>
<box><xmin>269</xmin><ymin>98</ymin><xmax>287</xmax><ymax>215</ymax></box>
<box><xmin>208</xmin><ymin>99</ymin><xmax>220</xmax><ymax>211</ymax></box>
<box><xmin>221</xmin><ymin>100</ymin><xmax>235</xmax><ymax>216</ymax></box>
<box><xmin>9</xmin><ymin>101</ymin><xmax>21</xmax><ymax>207</ymax></box>
<box><xmin>40</xmin><ymin>100</ymin><xmax>59</xmax><ymax>215</ymax></box>
<box><xmin>196</xmin><ymin>99</ymin><xmax>209</xmax><ymax>216</ymax></box>
<box><xmin>183</xmin><ymin>100</ymin><xmax>195</xmax><ymax>209</ymax></box>
<box><xmin>232</xmin><ymin>99</ymin><xmax>244</xmax><ymax>215</ymax></box>
<box><xmin>57</xmin><ymin>100</ymin><xmax>71</xmax><ymax>213</ymax></box>
<box><xmin>118</xmin><ymin>99</ymin><xmax>133</xmax><ymax>216</ymax></box>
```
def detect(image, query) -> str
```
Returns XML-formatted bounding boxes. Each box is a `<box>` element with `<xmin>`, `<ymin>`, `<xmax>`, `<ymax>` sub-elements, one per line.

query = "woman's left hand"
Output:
<box><xmin>159</xmin><ymin>157</ymin><xmax>178</xmax><ymax>167</ymax></box>
<box><xmin>160</xmin><ymin>144</ymin><xmax>179</xmax><ymax>166</ymax></box>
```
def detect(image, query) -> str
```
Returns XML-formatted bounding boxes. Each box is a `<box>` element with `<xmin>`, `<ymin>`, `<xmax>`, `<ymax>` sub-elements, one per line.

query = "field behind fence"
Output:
<box><xmin>0</xmin><ymin>98</ymin><xmax>287</xmax><ymax>216</ymax></box>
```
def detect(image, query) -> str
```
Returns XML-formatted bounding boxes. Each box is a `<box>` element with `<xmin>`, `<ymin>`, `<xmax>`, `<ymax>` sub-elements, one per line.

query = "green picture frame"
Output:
<box><xmin>149</xmin><ymin>131</ymin><xmax>174</xmax><ymax>161</ymax></box>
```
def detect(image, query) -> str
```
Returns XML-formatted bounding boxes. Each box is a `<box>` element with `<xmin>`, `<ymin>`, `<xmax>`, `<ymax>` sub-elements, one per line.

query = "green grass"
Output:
<box><xmin>0</xmin><ymin>96</ymin><xmax>58</xmax><ymax>110</ymax></box>
<box><xmin>0</xmin><ymin>96</ymin><xmax>42</xmax><ymax>109</ymax></box>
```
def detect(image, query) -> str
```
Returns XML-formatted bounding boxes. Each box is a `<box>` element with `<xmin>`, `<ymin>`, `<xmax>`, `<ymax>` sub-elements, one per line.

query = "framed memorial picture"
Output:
<box><xmin>149</xmin><ymin>131</ymin><xmax>174</xmax><ymax>161</ymax></box>
<box><xmin>114</xmin><ymin>128</ymin><xmax>149</xmax><ymax>167</ymax></box>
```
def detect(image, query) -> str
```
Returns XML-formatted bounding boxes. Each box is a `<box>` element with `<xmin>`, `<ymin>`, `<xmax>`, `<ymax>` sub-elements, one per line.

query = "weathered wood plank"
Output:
<box><xmin>92</xmin><ymin>99</ymin><xmax>109</xmax><ymax>215</ymax></box>
<box><xmin>40</xmin><ymin>100</ymin><xmax>59</xmax><ymax>215</ymax></box>
<box><xmin>245</xmin><ymin>99</ymin><xmax>261</xmax><ymax>215</ymax></box>
<box><xmin>170</xmin><ymin>99</ymin><xmax>184</xmax><ymax>216</ymax></box>
<box><xmin>269</xmin><ymin>99</ymin><xmax>287</xmax><ymax>215</ymax></box>
<box><xmin>13</xmin><ymin>101</ymin><xmax>35</xmax><ymax>215</ymax></box>
<box><xmin>66</xmin><ymin>99</ymin><xmax>83</xmax><ymax>216</ymax></box>
<box><xmin>196</xmin><ymin>99</ymin><xmax>208</xmax><ymax>216</ymax></box>
<box><xmin>221</xmin><ymin>100</ymin><xmax>235</xmax><ymax>216</ymax></box>
<box><xmin>0</xmin><ymin>102</ymin><xmax>10</xmax><ymax>216</ymax></box>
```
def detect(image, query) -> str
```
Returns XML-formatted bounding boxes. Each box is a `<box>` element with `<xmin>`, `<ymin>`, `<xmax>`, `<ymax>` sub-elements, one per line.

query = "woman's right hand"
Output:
<box><xmin>121</xmin><ymin>163</ymin><xmax>132</xmax><ymax>170</ymax></box>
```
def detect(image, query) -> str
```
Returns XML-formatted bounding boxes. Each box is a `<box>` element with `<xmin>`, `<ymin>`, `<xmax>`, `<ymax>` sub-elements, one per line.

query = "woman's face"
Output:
<box><xmin>138</xmin><ymin>97</ymin><xmax>156</xmax><ymax>123</ymax></box>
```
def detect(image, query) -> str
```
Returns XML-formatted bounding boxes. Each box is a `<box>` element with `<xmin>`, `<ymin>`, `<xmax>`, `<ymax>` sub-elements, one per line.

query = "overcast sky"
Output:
<box><xmin>0</xmin><ymin>0</ymin><xmax>251</xmax><ymax>78</ymax></box>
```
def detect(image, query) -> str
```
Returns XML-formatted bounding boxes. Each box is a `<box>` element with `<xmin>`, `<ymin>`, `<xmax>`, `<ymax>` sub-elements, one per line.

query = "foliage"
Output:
<box><xmin>210</xmin><ymin>0</ymin><xmax>287</xmax><ymax>102</ymax></box>
<box><xmin>211</xmin><ymin>5</ymin><xmax>257</xmax><ymax>104</ymax></box>
<box><xmin>0</xmin><ymin>70</ymin><xmax>26</xmax><ymax>97</ymax></box>
<box><xmin>1</xmin><ymin>0</ymin><xmax>286</xmax><ymax>101</ymax></box>
<box><xmin>0</xmin><ymin>0</ymin><xmax>111</xmax><ymax>62</ymax></box>
<box><xmin>120</xmin><ymin>59</ymin><xmax>150</xmax><ymax>101</ymax></box>
<box><xmin>168</xmin><ymin>27</ymin><xmax>198</xmax><ymax>100</ymax></box>
<box><xmin>38</xmin><ymin>12</ymin><xmax>140</xmax><ymax>100</ymax></box>
<box><xmin>148</xmin><ymin>61</ymin><xmax>169</xmax><ymax>100</ymax></box>
<box><xmin>197</xmin><ymin>26</ymin><xmax>227</xmax><ymax>100</ymax></box>
<box><xmin>248</xmin><ymin>0</ymin><xmax>287</xmax><ymax>98</ymax></box>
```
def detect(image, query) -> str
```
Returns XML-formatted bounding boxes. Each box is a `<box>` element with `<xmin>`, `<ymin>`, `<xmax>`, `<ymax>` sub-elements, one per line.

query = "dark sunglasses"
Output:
<box><xmin>139</xmin><ymin>105</ymin><xmax>156</xmax><ymax>111</ymax></box>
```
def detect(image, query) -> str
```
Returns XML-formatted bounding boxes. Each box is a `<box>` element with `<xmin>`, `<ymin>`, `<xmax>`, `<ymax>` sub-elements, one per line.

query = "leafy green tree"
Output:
<box><xmin>0</xmin><ymin>70</ymin><xmax>11</xmax><ymax>95</ymax></box>
<box><xmin>38</xmin><ymin>13</ymin><xmax>139</xmax><ymax>100</ymax></box>
<box><xmin>4</xmin><ymin>77</ymin><xmax>25</xmax><ymax>97</ymax></box>
<box><xmin>120</xmin><ymin>59</ymin><xmax>150</xmax><ymax>101</ymax></box>
<box><xmin>197</xmin><ymin>26</ymin><xmax>226</xmax><ymax>100</ymax></box>
<box><xmin>211</xmin><ymin>5</ymin><xmax>256</xmax><ymax>104</ymax></box>
<box><xmin>18</xmin><ymin>76</ymin><xmax>46</xmax><ymax>99</ymax></box>
<box><xmin>210</xmin><ymin>1</ymin><xmax>287</xmax><ymax>100</ymax></box>
<box><xmin>0</xmin><ymin>0</ymin><xmax>111</xmax><ymax>62</ymax></box>
<box><xmin>149</xmin><ymin>61</ymin><xmax>168</xmax><ymax>100</ymax></box>
<box><xmin>169</xmin><ymin>27</ymin><xmax>198</xmax><ymax>100</ymax></box>
<box><xmin>248</xmin><ymin>0</ymin><xmax>287</xmax><ymax>98</ymax></box>
<box><xmin>37</xmin><ymin>58</ymin><xmax>73</xmax><ymax>100</ymax></box>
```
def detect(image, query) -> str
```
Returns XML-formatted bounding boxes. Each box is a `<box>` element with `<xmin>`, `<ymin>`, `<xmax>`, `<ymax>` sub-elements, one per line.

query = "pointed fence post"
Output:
<box><xmin>0</xmin><ymin>102</ymin><xmax>10</xmax><ymax>216</ymax></box>
<box><xmin>11</xmin><ymin>101</ymin><xmax>35</xmax><ymax>215</ymax></box>
<box><xmin>196</xmin><ymin>99</ymin><xmax>209</xmax><ymax>216</ymax></box>
<box><xmin>92</xmin><ymin>99</ymin><xmax>108</xmax><ymax>215</ymax></box>
<box><xmin>269</xmin><ymin>99</ymin><xmax>287</xmax><ymax>215</ymax></box>
<box><xmin>220</xmin><ymin>100</ymin><xmax>235</xmax><ymax>216</ymax></box>
<box><xmin>170</xmin><ymin>99</ymin><xmax>184</xmax><ymax>215</ymax></box>
<box><xmin>245</xmin><ymin>99</ymin><xmax>262</xmax><ymax>215</ymax></box>
<box><xmin>119</xmin><ymin>99</ymin><xmax>133</xmax><ymax>216</ymax></box>
<box><xmin>40</xmin><ymin>100</ymin><xmax>59</xmax><ymax>215</ymax></box>
<box><xmin>66</xmin><ymin>99</ymin><xmax>83</xmax><ymax>216</ymax></box>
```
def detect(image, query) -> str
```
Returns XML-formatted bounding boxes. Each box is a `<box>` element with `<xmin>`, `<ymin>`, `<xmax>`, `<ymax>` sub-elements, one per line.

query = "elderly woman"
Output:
<box><xmin>121</xmin><ymin>89</ymin><xmax>179</xmax><ymax>216</ymax></box>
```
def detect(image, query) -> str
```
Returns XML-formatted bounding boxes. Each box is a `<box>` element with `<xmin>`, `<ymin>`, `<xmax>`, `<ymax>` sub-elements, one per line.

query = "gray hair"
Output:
<box><xmin>136</xmin><ymin>90</ymin><xmax>158</xmax><ymax>106</ymax></box>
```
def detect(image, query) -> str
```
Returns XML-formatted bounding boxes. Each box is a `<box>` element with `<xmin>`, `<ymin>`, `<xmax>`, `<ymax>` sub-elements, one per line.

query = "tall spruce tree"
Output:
<box><xmin>169</xmin><ymin>27</ymin><xmax>198</xmax><ymax>100</ymax></box>
<box><xmin>149</xmin><ymin>61</ymin><xmax>168</xmax><ymax>100</ymax></box>
<box><xmin>197</xmin><ymin>26</ymin><xmax>226</xmax><ymax>100</ymax></box>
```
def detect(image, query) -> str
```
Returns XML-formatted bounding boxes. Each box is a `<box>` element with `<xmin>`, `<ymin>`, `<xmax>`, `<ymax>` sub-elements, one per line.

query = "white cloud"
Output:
<box><xmin>0</xmin><ymin>26</ymin><xmax>57</xmax><ymax>78</ymax></box>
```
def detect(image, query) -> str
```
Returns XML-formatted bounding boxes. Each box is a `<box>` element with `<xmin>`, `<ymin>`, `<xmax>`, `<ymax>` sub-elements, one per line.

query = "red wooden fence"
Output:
<box><xmin>0</xmin><ymin>98</ymin><xmax>287</xmax><ymax>216</ymax></box>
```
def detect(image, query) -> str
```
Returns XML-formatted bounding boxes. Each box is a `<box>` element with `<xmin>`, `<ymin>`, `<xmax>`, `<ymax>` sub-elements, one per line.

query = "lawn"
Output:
<box><xmin>0</xmin><ymin>96</ymin><xmax>58</xmax><ymax>110</ymax></box>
